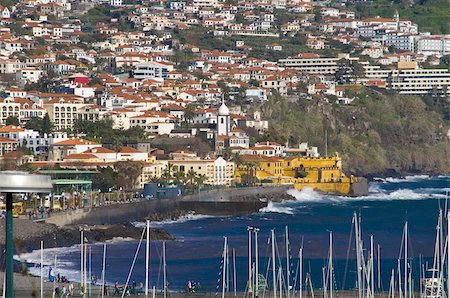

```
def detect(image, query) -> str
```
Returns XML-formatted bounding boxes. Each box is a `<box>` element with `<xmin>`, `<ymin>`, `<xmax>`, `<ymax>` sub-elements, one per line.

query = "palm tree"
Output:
<box><xmin>161</xmin><ymin>163</ymin><xmax>175</xmax><ymax>185</ymax></box>
<box><xmin>231</xmin><ymin>152</ymin><xmax>243</xmax><ymax>167</ymax></box>
<box><xmin>185</xmin><ymin>170</ymin><xmax>197</xmax><ymax>194</ymax></box>
<box><xmin>194</xmin><ymin>174</ymin><xmax>207</xmax><ymax>193</ymax></box>
<box><xmin>173</xmin><ymin>171</ymin><xmax>185</xmax><ymax>186</ymax></box>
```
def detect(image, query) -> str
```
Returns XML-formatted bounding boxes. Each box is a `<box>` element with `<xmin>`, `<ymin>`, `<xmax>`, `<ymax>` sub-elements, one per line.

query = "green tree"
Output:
<box><xmin>184</xmin><ymin>104</ymin><xmax>196</xmax><ymax>123</ymax></box>
<box><xmin>93</xmin><ymin>166</ymin><xmax>117</xmax><ymax>192</ymax></box>
<box><xmin>6</xmin><ymin>116</ymin><xmax>19</xmax><ymax>126</ymax></box>
<box><xmin>114</xmin><ymin>161</ymin><xmax>144</xmax><ymax>190</ymax></box>
<box><xmin>42</xmin><ymin>114</ymin><xmax>53</xmax><ymax>135</ymax></box>
<box><xmin>440</xmin><ymin>55</ymin><xmax>450</xmax><ymax>67</ymax></box>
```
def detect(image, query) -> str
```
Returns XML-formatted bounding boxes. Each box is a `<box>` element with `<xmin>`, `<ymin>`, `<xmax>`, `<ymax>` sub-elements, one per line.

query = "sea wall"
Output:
<box><xmin>181</xmin><ymin>185</ymin><xmax>293</xmax><ymax>202</ymax></box>
<box><xmin>46</xmin><ymin>185</ymin><xmax>294</xmax><ymax>226</ymax></box>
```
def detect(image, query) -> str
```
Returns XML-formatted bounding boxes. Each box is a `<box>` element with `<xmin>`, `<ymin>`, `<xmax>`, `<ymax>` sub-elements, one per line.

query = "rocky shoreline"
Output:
<box><xmin>1</xmin><ymin>219</ymin><xmax>174</xmax><ymax>256</ymax></box>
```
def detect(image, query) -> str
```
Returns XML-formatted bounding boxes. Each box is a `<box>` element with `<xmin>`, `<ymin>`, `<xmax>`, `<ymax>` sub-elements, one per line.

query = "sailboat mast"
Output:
<box><xmin>404</xmin><ymin>222</ymin><xmax>408</xmax><ymax>298</ymax></box>
<box><xmin>285</xmin><ymin>226</ymin><xmax>290</xmax><ymax>298</ymax></box>
<box><xmin>370</xmin><ymin>235</ymin><xmax>374</xmax><ymax>298</ymax></box>
<box><xmin>299</xmin><ymin>247</ymin><xmax>303</xmax><ymax>298</ymax></box>
<box><xmin>255</xmin><ymin>228</ymin><xmax>259</xmax><ymax>297</ymax></box>
<box><xmin>248</xmin><ymin>227</ymin><xmax>253</xmax><ymax>295</ymax></box>
<box><xmin>222</xmin><ymin>237</ymin><xmax>228</xmax><ymax>298</ymax></box>
<box><xmin>233</xmin><ymin>248</ymin><xmax>237</xmax><ymax>297</ymax></box>
<box><xmin>377</xmin><ymin>244</ymin><xmax>381</xmax><ymax>290</ymax></box>
<box><xmin>329</xmin><ymin>231</ymin><xmax>333</xmax><ymax>298</ymax></box>
<box><xmin>271</xmin><ymin>229</ymin><xmax>277</xmax><ymax>298</ymax></box>
<box><xmin>52</xmin><ymin>255</ymin><xmax>57</xmax><ymax>298</ymax></box>
<box><xmin>146</xmin><ymin>220</ymin><xmax>150</xmax><ymax>297</ymax></box>
<box><xmin>101</xmin><ymin>243</ymin><xmax>106</xmax><ymax>298</ymax></box>
<box><xmin>448</xmin><ymin>210</ymin><xmax>450</xmax><ymax>298</ymax></box>
<box><xmin>163</xmin><ymin>241</ymin><xmax>167</xmax><ymax>298</ymax></box>
<box><xmin>354</xmin><ymin>213</ymin><xmax>362</xmax><ymax>298</ymax></box>
<box><xmin>80</xmin><ymin>230</ymin><xmax>83</xmax><ymax>294</ymax></box>
<box><xmin>389</xmin><ymin>269</ymin><xmax>395</xmax><ymax>298</ymax></box>
<box><xmin>41</xmin><ymin>240</ymin><xmax>44</xmax><ymax>298</ymax></box>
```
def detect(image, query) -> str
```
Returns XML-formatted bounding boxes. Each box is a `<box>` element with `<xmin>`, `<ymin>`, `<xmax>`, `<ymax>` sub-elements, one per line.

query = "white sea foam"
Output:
<box><xmin>16</xmin><ymin>245</ymin><xmax>82</xmax><ymax>283</ymax></box>
<box><xmin>374</xmin><ymin>175</ymin><xmax>433</xmax><ymax>183</ymax></box>
<box><xmin>286</xmin><ymin>187</ymin><xmax>445</xmax><ymax>204</ymax></box>
<box><xmin>136</xmin><ymin>212</ymin><xmax>214</xmax><ymax>227</ymax></box>
<box><xmin>259</xmin><ymin>201</ymin><xmax>294</xmax><ymax>214</ymax></box>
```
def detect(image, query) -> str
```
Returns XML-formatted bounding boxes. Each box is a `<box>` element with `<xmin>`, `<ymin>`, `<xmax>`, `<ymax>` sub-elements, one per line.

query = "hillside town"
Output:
<box><xmin>0</xmin><ymin>0</ymin><xmax>447</xmax><ymax>202</ymax></box>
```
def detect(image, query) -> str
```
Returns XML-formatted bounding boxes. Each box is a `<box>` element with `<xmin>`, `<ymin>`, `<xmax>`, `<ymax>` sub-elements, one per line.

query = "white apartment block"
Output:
<box><xmin>129</xmin><ymin>111</ymin><xmax>176</xmax><ymax>135</ymax></box>
<box><xmin>192</xmin><ymin>0</ymin><xmax>219</xmax><ymax>8</ymax></box>
<box><xmin>110</xmin><ymin>0</ymin><xmax>122</xmax><ymax>6</ymax></box>
<box><xmin>382</xmin><ymin>33</ymin><xmax>416</xmax><ymax>52</ymax></box>
<box><xmin>0</xmin><ymin>59</ymin><xmax>26</xmax><ymax>74</ymax></box>
<box><xmin>278</xmin><ymin>54</ymin><xmax>368</xmax><ymax>75</ymax></box>
<box><xmin>169</xmin><ymin>157</ymin><xmax>235</xmax><ymax>186</ymax></box>
<box><xmin>0</xmin><ymin>97</ymin><xmax>46</xmax><ymax>124</ymax></box>
<box><xmin>43</xmin><ymin>97</ymin><xmax>86</xmax><ymax>131</ymax></box>
<box><xmin>416</xmin><ymin>35</ymin><xmax>450</xmax><ymax>56</ymax></box>
<box><xmin>387</xmin><ymin>68</ymin><xmax>450</xmax><ymax>96</ymax></box>
<box><xmin>16</xmin><ymin>68</ymin><xmax>44</xmax><ymax>86</ymax></box>
<box><xmin>133</xmin><ymin>61</ymin><xmax>174</xmax><ymax>81</ymax></box>
<box><xmin>25</xmin><ymin>132</ymin><xmax>69</xmax><ymax>156</ymax></box>
<box><xmin>365</xmin><ymin>63</ymin><xmax>450</xmax><ymax>96</ymax></box>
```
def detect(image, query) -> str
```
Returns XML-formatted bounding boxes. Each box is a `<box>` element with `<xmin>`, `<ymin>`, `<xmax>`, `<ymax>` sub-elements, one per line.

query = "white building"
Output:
<box><xmin>417</xmin><ymin>35</ymin><xmax>450</xmax><ymax>56</ymax></box>
<box><xmin>217</xmin><ymin>101</ymin><xmax>230</xmax><ymax>136</ymax></box>
<box><xmin>133</xmin><ymin>61</ymin><xmax>174</xmax><ymax>81</ymax></box>
<box><xmin>110</xmin><ymin>0</ymin><xmax>123</xmax><ymax>6</ymax></box>
<box><xmin>16</xmin><ymin>68</ymin><xmax>44</xmax><ymax>86</ymax></box>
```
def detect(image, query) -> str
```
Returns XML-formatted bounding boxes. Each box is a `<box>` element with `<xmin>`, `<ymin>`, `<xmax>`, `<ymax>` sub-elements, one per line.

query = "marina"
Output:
<box><xmin>16</xmin><ymin>175</ymin><xmax>449</xmax><ymax>297</ymax></box>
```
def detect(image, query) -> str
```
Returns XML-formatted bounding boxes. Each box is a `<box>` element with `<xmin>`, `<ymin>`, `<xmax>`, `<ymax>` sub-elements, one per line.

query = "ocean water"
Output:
<box><xmin>17</xmin><ymin>175</ymin><xmax>450</xmax><ymax>292</ymax></box>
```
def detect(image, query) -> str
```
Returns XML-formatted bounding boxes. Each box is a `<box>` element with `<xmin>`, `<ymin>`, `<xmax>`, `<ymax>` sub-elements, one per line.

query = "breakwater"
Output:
<box><xmin>46</xmin><ymin>185</ymin><xmax>295</xmax><ymax>226</ymax></box>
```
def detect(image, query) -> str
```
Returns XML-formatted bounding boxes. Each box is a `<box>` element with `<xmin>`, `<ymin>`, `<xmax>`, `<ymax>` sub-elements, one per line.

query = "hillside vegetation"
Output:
<box><xmin>261</xmin><ymin>89</ymin><xmax>449</xmax><ymax>177</ymax></box>
<box><xmin>352</xmin><ymin>0</ymin><xmax>449</xmax><ymax>34</ymax></box>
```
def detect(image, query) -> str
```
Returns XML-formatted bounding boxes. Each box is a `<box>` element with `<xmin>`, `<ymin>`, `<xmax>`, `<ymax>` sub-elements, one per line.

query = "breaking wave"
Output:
<box><xmin>373</xmin><ymin>175</ymin><xmax>433</xmax><ymax>183</ymax></box>
<box><xmin>133</xmin><ymin>212</ymin><xmax>214</xmax><ymax>228</ymax></box>
<box><xmin>286</xmin><ymin>186</ymin><xmax>446</xmax><ymax>204</ymax></box>
<box><xmin>15</xmin><ymin>245</ymin><xmax>82</xmax><ymax>283</ymax></box>
<box><xmin>259</xmin><ymin>201</ymin><xmax>294</xmax><ymax>214</ymax></box>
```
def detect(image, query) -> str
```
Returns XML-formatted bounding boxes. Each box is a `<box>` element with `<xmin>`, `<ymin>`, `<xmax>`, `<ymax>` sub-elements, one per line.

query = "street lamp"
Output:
<box><xmin>0</xmin><ymin>171</ymin><xmax>52</xmax><ymax>298</ymax></box>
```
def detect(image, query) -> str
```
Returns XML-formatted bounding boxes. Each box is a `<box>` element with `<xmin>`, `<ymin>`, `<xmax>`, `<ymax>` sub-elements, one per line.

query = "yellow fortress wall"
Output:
<box><xmin>235</xmin><ymin>152</ymin><xmax>365</xmax><ymax>196</ymax></box>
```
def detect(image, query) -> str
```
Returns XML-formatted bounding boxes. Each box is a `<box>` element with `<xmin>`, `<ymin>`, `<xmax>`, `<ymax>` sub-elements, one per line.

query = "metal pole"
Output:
<box><xmin>330</xmin><ymin>232</ymin><xmax>333</xmax><ymax>298</ymax></box>
<box><xmin>89</xmin><ymin>246</ymin><xmax>92</xmax><ymax>298</ymax></box>
<box><xmin>448</xmin><ymin>211</ymin><xmax>450</xmax><ymax>298</ymax></box>
<box><xmin>248</xmin><ymin>227</ymin><xmax>252</xmax><ymax>295</ymax></box>
<box><xmin>5</xmin><ymin>192</ymin><xmax>14</xmax><ymax>298</ymax></box>
<box><xmin>404</xmin><ymin>222</ymin><xmax>408</xmax><ymax>298</ymax></box>
<box><xmin>53</xmin><ymin>255</ymin><xmax>57</xmax><ymax>298</ymax></box>
<box><xmin>233</xmin><ymin>248</ymin><xmax>237</xmax><ymax>297</ymax></box>
<box><xmin>145</xmin><ymin>220</ymin><xmax>150</xmax><ymax>297</ymax></box>
<box><xmin>163</xmin><ymin>241</ymin><xmax>167</xmax><ymax>298</ymax></box>
<box><xmin>377</xmin><ymin>244</ymin><xmax>381</xmax><ymax>290</ymax></box>
<box><xmin>299</xmin><ymin>247</ymin><xmax>303</xmax><ymax>298</ymax></box>
<box><xmin>101</xmin><ymin>243</ymin><xmax>106</xmax><ymax>298</ymax></box>
<box><xmin>222</xmin><ymin>237</ymin><xmax>227</xmax><ymax>298</ymax></box>
<box><xmin>285</xmin><ymin>226</ymin><xmax>290</xmax><ymax>298</ymax></box>
<box><xmin>370</xmin><ymin>235</ymin><xmax>374</xmax><ymax>298</ymax></box>
<box><xmin>271</xmin><ymin>229</ymin><xmax>277</xmax><ymax>298</ymax></box>
<box><xmin>80</xmin><ymin>230</ymin><xmax>84</xmax><ymax>295</ymax></box>
<box><xmin>41</xmin><ymin>240</ymin><xmax>44</xmax><ymax>298</ymax></box>
<box><xmin>255</xmin><ymin>228</ymin><xmax>259</xmax><ymax>297</ymax></box>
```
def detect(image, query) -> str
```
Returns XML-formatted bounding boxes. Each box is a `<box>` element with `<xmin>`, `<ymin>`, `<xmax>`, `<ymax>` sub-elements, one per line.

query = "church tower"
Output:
<box><xmin>217</xmin><ymin>100</ymin><xmax>230</xmax><ymax>136</ymax></box>
<box><xmin>394</xmin><ymin>10</ymin><xmax>400</xmax><ymax>30</ymax></box>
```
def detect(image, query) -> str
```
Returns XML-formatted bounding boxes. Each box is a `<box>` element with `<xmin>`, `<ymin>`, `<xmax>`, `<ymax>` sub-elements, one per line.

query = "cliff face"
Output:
<box><xmin>262</xmin><ymin>89</ymin><xmax>450</xmax><ymax>177</ymax></box>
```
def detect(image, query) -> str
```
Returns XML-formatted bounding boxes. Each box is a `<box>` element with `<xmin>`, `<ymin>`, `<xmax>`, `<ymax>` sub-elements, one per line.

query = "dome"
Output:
<box><xmin>218</xmin><ymin>102</ymin><xmax>230</xmax><ymax>116</ymax></box>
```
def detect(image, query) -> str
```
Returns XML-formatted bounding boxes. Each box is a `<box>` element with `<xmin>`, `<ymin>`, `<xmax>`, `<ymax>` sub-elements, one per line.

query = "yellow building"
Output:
<box><xmin>235</xmin><ymin>153</ymin><xmax>366</xmax><ymax>196</ymax></box>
